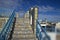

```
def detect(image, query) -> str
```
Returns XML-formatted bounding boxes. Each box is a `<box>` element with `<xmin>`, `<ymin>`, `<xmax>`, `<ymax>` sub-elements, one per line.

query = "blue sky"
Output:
<box><xmin>0</xmin><ymin>0</ymin><xmax>60</xmax><ymax>22</ymax></box>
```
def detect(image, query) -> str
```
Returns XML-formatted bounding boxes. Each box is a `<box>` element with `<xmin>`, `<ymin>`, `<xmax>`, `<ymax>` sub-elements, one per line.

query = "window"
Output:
<box><xmin>42</xmin><ymin>26</ymin><xmax>55</xmax><ymax>32</ymax></box>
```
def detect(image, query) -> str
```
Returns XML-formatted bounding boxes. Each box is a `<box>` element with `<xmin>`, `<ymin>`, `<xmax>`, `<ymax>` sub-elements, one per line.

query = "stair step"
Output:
<box><xmin>16</xmin><ymin>21</ymin><xmax>24</xmax><ymax>22</ymax></box>
<box><xmin>11</xmin><ymin>38</ymin><xmax>35</xmax><ymax>40</ymax></box>
<box><xmin>14</xmin><ymin>29</ymin><xmax>32</xmax><ymax>31</ymax></box>
<box><xmin>15</xmin><ymin>24</ymin><xmax>24</xmax><ymax>26</ymax></box>
<box><xmin>16</xmin><ymin>19</ymin><xmax>24</xmax><ymax>21</ymax></box>
<box><xmin>13</xmin><ymin>31</ymin><xmax>33</xmax><ymax>34</ymax></box>
<box><xmin>13</xmin><ymin>33</ymin><xmax>34</xmax><ymax>35</ymax></box>
<box><xmin>14</xmin><ymin>30</ymin><xmax>32</xmax><ymax>32</ymax></box>
<box><xmin>14</xmin><ymin>27</ymin><xmax>32</xmax><ymax>30</ymax></box>
<box><xmin>15</xmin><ymin>23</ymin><xmax>30</xmax><ymax>25</ymax></box>
<box><xmin>12</xmin><ymin>35</ymin><xmax>35</xmax><ymax>39</ymax></box>
<box><xmin>14</xmin><ymin>26</ymin><xmax>31</xmax><ymax>28</ymax></box>
<box><xmin>14</xmin><ymin>28</ymin><xmax>32</xmax><ymax>30</ymax></box>
<box><xmin>16</xmin><ymin>22</ymin><xmax>24</xmax><ymax>24</ymax></box>
<box><xmin>14</xmin><ymin>30</ymin><xmax>33</xmax><ymax>33</ymax></box>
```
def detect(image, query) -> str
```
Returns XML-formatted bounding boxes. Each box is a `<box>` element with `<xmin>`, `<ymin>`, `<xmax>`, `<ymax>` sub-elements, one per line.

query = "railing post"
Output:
<box><xmin>36</xmin><ymin>20</ymin><xmax>51</xmax><ymax>40</ymax></box>
<box><xmin>8</xmin><ymin>17</ymin><xmax>16</xmax><ymax>40</ymax></box>
<box><xmin>0</xmin><ymin>10</ymin><xmax>16</xmax><ymax>40</ymax></box>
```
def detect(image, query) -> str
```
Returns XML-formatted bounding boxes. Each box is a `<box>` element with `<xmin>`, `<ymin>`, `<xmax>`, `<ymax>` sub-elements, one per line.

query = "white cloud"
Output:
<box><xmin>38</xmin><ymin>6</ymin><xmax>60</xmax><ymax>22</ymax></box>
<box><xmin>39</xmin><ymin>6</ymin><xmax>60</xmax><ymax>12</ymax></box>
<box><xmin>39</xmin><ymin>6</ymin><xmax>54</xmax><ymax>12</ymax></box>
<box><xmin>38</xmin><ymin>14</ymin><xmax>60</xmax><ymax>22</ymax></box>
<box><xmin>0</xmin><ymin>0</ymin><xmax>18</xmax><ymax>9</ymax></box>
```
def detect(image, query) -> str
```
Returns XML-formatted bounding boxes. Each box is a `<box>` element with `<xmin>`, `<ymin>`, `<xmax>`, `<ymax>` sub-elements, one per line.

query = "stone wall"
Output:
<box><xmin>0</xmin><ymin>17</ymin><xmax>8</xmax><ymax>31</ymax></box>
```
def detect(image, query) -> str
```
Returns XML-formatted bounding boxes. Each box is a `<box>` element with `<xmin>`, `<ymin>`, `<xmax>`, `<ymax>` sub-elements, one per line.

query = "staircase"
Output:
<box><xmin>11</xmin><ymin>18</ymin><xmax>36</xmax><ymax>40</ymax></box>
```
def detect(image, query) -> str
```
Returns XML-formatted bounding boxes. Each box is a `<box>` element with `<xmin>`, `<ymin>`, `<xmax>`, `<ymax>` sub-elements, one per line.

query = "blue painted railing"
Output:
<box><xmin>0</xmin><ymin>10</ymin><xmax>15</xmax><ymax>40</ymax></box>
<box><xmin>36</xmin><ymin>20</ymin><xmax>51</xmax><ymax>40</ymax></box>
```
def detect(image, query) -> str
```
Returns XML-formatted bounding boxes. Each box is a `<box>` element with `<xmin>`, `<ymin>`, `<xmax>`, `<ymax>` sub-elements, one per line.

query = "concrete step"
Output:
<box><xmin>13</xmin><ymin>32</ymin><xmax>34</xmax><ymax>35</ymax></box>
<box><xmin>12</xmin><ymin>35</ymin><xmax>35</xmax><ymax>39</ymax></box>
<box><xmin>14</xmin><ymin>30</ymin><xmax>32</xmax><ymax>32</ymax></box>
<box><xmin>15</xmin><ymin>25</ymin><xmax>30</xmax><ymax>27</ymax></box>
<box><xmin>16</xmin><ymin>21</ymin><xmax>24</xmax><ymax>23</ymax></box>
<box><xmin>16</xmin><ymin>18</ymin><xmax>24</xmax><ymax>20</ymax></box>
<box><xmin>14</xmin><ymin>29</ymin><xmax>32</xmax><ymax>32</ymax></box>
<box><xmin>23</xmin><ymin>24</ymin><xmax>31</xmax><ymax>26</ymax></box>
<box><xmin>15</xmin><ymin>22</ymin><xmax>30</xmax><ymax>25</ymax></box>
<box><xmin>13</xmin><ymin>31</ymin><xmax>33</xmax><ymax>34</ymax></box>
<box><xmin>11</xmin><ymin>38</ymin><xmax>35</xmax><ymax>40</ymax></box>
<box><xmin>14</xmin><ymin>29</ymin><xmax>32</xmax><ymax>31</ymax></box>
<box><xmin>15</xmin><ymin>24</ymin><xmax>31</xmax><ymax>27</ymax></box>
<box><xmin>14</xmin><ymin>26</ymin><xmax>31</xmax><ymax>28</ymax></box>
<box><xmin>15</xmin><ymin>24</ymin><xmax>29</xmax><ymax>25</ymax></box>
<box><xmin>13</xmin><ymin>30</ymin><xmax>33</xmax><ymax>34</ymax></box>
<box><xmin>15</xmin><ymin>24</ymin><xmax>24</xmax><ymax>26</ymax></box>
<box><xmin>14</xmin><ymin>27</ymin><xmax>32</xmax><ymax>30</ymax></box>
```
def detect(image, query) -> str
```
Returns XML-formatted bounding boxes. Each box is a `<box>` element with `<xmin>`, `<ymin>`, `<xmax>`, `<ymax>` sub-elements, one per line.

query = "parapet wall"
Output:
<box><xmin>0</xmin><ymin>17</ymin><xmax>8</xmax><ymax>30</ymax></box>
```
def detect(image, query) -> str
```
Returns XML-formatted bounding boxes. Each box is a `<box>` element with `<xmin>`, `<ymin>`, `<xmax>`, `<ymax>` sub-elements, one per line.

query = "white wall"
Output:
<box><xmin>56</xmin><ymin>22</ymin><xmax>60</xmax><ymax>29</ymax></box>
<box><xmin>47</xmin><ymin>32</ymin><xmax>56</xmax><ymax>40</ymax></box>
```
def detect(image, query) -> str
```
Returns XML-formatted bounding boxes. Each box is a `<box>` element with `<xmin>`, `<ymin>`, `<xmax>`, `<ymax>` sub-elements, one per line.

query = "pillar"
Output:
<box><xmin>16</xmin><ymin>12</ymin><xmax>19</xmax><ymax>18</ymax></box>
<box><xmin>29</xmin><ymin>7</ymin><xmax>38</xmax><ymax>33</ymax></box>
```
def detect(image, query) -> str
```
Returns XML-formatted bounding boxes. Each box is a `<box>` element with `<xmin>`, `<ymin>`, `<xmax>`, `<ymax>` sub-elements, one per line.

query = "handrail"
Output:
<box><xmin>36</xmin><ymin>20</ymin><xmax>51</xmax><ymax>40</ymax></box>
<box><xmin>0</xmin><ymin>10</ymin><xmax>15</xmax><ymax>40</ymax></box>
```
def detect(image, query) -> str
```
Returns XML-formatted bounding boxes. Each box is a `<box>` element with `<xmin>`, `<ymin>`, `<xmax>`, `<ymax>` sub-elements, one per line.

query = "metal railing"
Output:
<box><xmin>36</xmin><ymin>20</ymin><xmax>51</xmax><ymax>40</ymax></box>
<box><xmin>0</xmin><ymin>10</ymin><xmax>16</xmax><ymax>40</ymax></box>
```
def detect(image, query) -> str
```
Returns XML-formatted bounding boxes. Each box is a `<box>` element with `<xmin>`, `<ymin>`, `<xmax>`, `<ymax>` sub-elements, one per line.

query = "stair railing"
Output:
<box><xmin>36</xmin><ymin>20</ymin><xmax>51</xmax><ymax>40</ymax></box>
<box><xmin>0</xmin><ymin>10</ymin><xmax>16</xmax><ymax>40</ymax></box>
